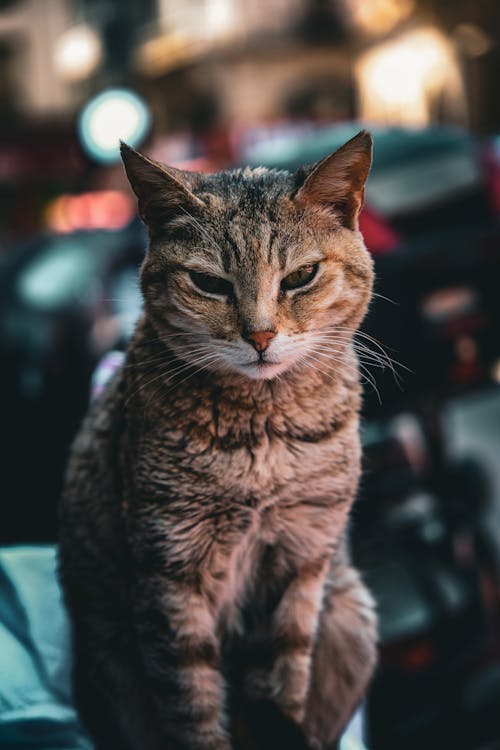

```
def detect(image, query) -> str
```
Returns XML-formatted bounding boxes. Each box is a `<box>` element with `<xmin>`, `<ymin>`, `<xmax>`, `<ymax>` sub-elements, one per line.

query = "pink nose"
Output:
<box><xmin>245</xmin><ymin>330</ymin><xmax>276</xmax><ymax>353</ymax></box>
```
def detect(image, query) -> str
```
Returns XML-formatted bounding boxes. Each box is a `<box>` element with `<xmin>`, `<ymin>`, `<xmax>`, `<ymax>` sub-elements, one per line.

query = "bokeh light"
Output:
<box><xmin>53</xmin><ymin>24</ymin><xmax>103</xmax><ymax>82</ymax></box>
<box><xmin>77</xmin><ymin>87</ymin><xmax>151</xmax><ymax>163</ymax></box>
<box><xmin>356</xmin><ymin>28</ymin><xmax>464</xmax><ymax>126</ymax></box>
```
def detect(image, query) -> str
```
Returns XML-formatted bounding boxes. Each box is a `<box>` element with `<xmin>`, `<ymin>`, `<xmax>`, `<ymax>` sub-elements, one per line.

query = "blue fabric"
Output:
<box><xmin>0</xmin><ymin>545</ymin><xmax>366</xmax><ymax>750</ymax></box>
<box><xmin>0</xmin><ymin>546</ymin><xmax>91</xmax><ymax>749</ymax></box>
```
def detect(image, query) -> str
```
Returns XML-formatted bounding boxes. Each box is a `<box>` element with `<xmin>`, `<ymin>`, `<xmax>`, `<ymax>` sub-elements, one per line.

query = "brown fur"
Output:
<box><xmin>59</xmin><ymin>131</ymin><xmax>377</xmax><ymax>750</ymax></box>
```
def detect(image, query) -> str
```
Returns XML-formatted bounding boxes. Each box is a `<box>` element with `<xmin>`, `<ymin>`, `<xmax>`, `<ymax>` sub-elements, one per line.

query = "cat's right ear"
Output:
<box><xmin>293</xmin><ymin>130</ymin><xmax>372</xmax><ymax>230</ymax></box>
<box><xmin>120</xmin><ymin>142</ymin><xmax>205</xmax><ymax>230</ymax></box>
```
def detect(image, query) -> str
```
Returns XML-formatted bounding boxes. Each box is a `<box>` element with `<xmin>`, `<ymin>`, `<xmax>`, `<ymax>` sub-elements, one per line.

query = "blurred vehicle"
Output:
<box><xmin>0</xmin><ymin>219</ymin><xmax>145</xmax><ymax>542</ymax></box>
<box><xmin>354</xmin><ymin>412</ymin><xmax>500</xmax><ymax>749</ymax></box>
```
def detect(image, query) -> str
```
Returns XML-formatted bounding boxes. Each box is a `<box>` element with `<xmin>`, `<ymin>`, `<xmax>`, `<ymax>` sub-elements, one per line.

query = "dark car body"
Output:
<box><xmin>0</xmin><ymin>221</ymin><xmax>146</xmax><ymax>541</ymax></box>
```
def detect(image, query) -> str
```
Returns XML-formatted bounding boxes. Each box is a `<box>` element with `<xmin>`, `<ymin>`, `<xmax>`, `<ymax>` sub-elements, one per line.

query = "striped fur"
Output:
<box><xmin>59</xmin><ymin>131</ymin><xmax>377</xmax><ymax>750</ymax></box>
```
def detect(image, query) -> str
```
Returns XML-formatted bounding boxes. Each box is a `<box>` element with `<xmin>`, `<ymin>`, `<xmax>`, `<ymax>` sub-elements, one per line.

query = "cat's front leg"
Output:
<box><xmin>245</xmin><ymin>555</ymin><xmax>330</xmax><ymax>726</ymax></box>
<box><xmin>132</xmin><ymin>574</ymin><xmax>232</xmax><ymax>750</ymax></box>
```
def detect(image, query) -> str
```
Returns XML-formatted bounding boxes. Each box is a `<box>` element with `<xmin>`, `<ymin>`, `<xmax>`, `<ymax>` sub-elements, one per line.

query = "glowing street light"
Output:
<box><xmin>53</xmin><ymin>24</ymin><xmax>103</xmax><ymax>82</ymax></box>
<box><xmin>78</xmin><ymin>88</ymin><xmax>152</xmax><ymax>164</ymax></box>
<box><xmin>356</xmin><ymin>28</ymin><xmax>464</xmax><ymax>127</ymax></box>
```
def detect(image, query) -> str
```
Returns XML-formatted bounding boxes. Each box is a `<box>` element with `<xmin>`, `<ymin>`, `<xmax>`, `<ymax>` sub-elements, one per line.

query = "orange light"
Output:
<box><xmin>349</xmin><ymin>0</ymin><xmax>415</xmax><ymax>35</ymax></box>
<box><xmin>356</xmin><ymin>27</ymin><xmax>464</xmax><ymax>126</ymax></box>
<box><xmin>45</xmin><ymin>191</ymin><xmax>135</xmax><ymax>233</ymax></box>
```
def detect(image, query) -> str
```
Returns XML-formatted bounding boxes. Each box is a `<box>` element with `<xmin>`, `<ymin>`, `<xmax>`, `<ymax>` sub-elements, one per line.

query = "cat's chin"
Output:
<box><xmin>234</xmin><ymin>360</ymin><xmax>289</xmax><ymax>381</ymax></box>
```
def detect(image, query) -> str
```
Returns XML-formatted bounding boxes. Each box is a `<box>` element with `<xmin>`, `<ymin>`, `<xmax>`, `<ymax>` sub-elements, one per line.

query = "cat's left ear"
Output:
<box><xmin>294</xmin><ymin>130</ymin><xmax>372</xmax><ymax>230</ymax></box>
<box><xmin>120</xmin><ymin>142</ymin><xmax>205</xmax><ymax>230</ymax></box>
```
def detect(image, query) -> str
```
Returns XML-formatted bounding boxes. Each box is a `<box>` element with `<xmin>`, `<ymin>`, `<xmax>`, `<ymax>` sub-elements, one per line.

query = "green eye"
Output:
<box><xmin>189</xmin><ymin>271</ymin><xmax>233</xmax><ymax>296</ymax></box>
<box><xmin>281</xmin><ymin>263</ymin><xmax>318</xmax><ymax>292</ymax></box>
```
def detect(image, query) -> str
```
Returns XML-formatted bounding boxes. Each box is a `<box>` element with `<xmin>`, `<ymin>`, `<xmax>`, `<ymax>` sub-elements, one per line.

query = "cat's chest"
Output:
<box><xmin>134</xmin><ymin>416</ymin><xmax>349</xmax><ymax>507</ymax></box>
<box><xmin>130</xmin><ymin>413</ymin><xmax>358</xmax><ymax>634</ymax></box>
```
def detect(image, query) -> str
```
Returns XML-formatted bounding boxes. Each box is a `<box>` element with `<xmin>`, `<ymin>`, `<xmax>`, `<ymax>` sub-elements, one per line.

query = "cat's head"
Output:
<box><xmin>121</xmin><ymin>132</ymin><xmax>374</xmax><ymax>381</ymax></box>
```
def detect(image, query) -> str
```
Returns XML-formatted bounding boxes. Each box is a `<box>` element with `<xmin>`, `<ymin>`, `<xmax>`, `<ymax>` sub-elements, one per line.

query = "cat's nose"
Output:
<box><xmin>244</xmin><ymin>329</ymin><xmax>277</xmax><ymax>353</ymax></box>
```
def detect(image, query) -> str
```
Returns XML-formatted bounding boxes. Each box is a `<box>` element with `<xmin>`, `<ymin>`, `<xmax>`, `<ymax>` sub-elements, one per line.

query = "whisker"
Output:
<box><xmin>303</xmin><ymin>349</ymin><xmax>361</xmax><ymax>380</ymax></box>
<box><xmin>309</xmin><ymin>342</ymin><xmax>385</xmax><ymax>370</ymax></box>
<box><xmin>371</xmin><ymin>292</ymin><xmax>399</xmax><ymax>305</ymax></box>
<box><xmin>312</xmin><ymin>337</ymin><xmax>397</xmax><ymax>372</ymax></box>
<box><xmin>125</xmin><ymin>368</ymin><xmax>172</xmax><ymax>408</ymax></box>
<box><xmin>135</xmin><ymin>331</ymin><xmax>206</xmax><ymax>347</ymax></box>
<box><xmin>122</xmin><ymin>353</ymin><xmax>174</xmax><ymax>370</ymax></box>
<box><xmin>311</xmin><ymin>338</ymin><xmax>403</xmax><ymax>389</ymax></box>
<box><xmin>301</xmin><ymin>352</ymin><xmax>374</xmax><ymax>396</ymax></box>
<box><xmin>320</xmin><ymin>325</ymin><xmax>391</xmax><ymax>354</ymax></box>
<box><xmin>125</xmin><ymin>347</ymin><xmax>218</xmax><ymax>405</ymax></box>
<box><xmin>165</xmin><ymin>350</ymin><xmax>219</xmax><ymax>379</ymax></box>
<box><xmin>155</xmin><ymin>353</ymin><xmax>223</xmax><ymax>404</ymax></box>
<box><xmin>301</xmin><ymin>356</ymin><xmax>335</xmax><ymax>383</ymax></box>
<box><xmin>123</xmin><ymin>344</ymin><xmax>215</xmax><ymax>376</ymax></box>
<box><xmin>313</xmin><ymin>330</ymin><xmax>409</xmax><ymax>377</ymax></box>
<box><xmin>302</xmin><ymin>348</ymin><xmax>366</xmax><ymax>377</ymax></box>
<box><xmin>306</xmin><ymin>347</ymin><xmax>382</xmax><ymax>403</ymax></box>
<box><xmin>143</xmin><ymin>352</ymin><xmax>221</xmax><ymax>416</ymax></box>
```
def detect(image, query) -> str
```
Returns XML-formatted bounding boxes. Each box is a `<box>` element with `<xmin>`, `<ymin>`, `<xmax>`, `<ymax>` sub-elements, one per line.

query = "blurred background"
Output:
<box><xmin>1</xmin><ymin>0</ymin><xmax>500</xmax><ymax>747</ymax></box>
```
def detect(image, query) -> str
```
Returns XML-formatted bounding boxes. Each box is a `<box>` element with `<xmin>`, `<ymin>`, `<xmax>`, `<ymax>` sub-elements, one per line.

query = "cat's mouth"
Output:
<box><xmin>243</xmin><ymin>355</ymin><xmax>279</xmax><ymax>369</ymax></box>
<box><xmin>256</xmin><ymin>360</ymin><xmax>279</xmax><ymax>370</ymax></box>
<box><xmin>237</xmin><ymin>356</ymin><xmax>288</xmax><ymax>380</ymax></box>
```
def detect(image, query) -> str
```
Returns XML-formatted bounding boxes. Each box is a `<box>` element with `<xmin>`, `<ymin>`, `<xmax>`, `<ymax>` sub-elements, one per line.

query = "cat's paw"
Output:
<box><xmin>187</xmin><ymin>730</ymin><xmax>233</xmax><ymax>750</ymax></box>
<box><xmin>244</xmin><ymin>658</ymin><xmax>306</xmax><ymax>724</ymax></box>
<box><xmin>244</xmin><ymin>666</ymin><xmax>282</xmax><ymax>701</ymax></box>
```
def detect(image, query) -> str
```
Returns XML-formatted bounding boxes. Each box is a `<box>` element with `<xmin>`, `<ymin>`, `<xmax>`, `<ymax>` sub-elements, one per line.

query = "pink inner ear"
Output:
<box><xmin>295</xmin><ymin>172</ymin><xmax>366</xmax><ymax>230</ymax></box>
<box><xmin>121</xmin><ymin>143</ymin><xmax>206</xmax><ymax>230</ymax></box>
<box><xmin>295</xmin><ymin>133</ymin><xmax>372</xmax><ymax>229</ymax></box>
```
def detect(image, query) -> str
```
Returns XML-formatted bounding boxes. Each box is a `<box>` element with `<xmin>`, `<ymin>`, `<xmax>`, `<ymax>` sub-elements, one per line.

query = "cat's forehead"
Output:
<box><xmin>200</xmin><ymin>166</ymin><xmax>296</xmax><ymax>209</ymax></box>
<box><xmin>188</xmin><ymin>168</ymin><xmax>304</xmax><ymax>272</ymax></box>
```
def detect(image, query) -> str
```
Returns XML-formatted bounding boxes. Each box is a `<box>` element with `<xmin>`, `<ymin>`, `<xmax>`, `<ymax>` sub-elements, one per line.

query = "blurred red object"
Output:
<box><xmin>381</xmin><ymin>636</ymin><xmax>436</xmax><ymax>672</ymax></box>
<box><xmin>359</xmin><ymin>205</ymin><xmax>400</xmax><ymax>254</ymax></box>
<box><xmin>482</xmin><ymin>142</ymin><xmax>500</xmax><ymax>215</ymax></box>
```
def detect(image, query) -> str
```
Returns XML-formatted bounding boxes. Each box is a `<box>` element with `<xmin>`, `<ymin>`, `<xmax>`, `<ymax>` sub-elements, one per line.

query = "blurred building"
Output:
<box><xmin>0</xmin><ymin>0</ymin><xmax>500</xmax><ymax>243</ymax></box>
<box><xmin>1</xmin><ymin>0</ymin><xmax>499</xmax><ymax>127</ymax></box>
<box><xmin>0</xmin><ymin>0</ymin><xmax>73</xmax><ymax>115</ymax></box>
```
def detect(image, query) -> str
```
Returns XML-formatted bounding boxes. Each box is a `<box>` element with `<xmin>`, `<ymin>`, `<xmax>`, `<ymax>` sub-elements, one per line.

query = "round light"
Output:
<box><xmin>54</xmin><ymin>24</ymin><xmax>102</xmax><ymax>82</ymax></box>
<box><xmin>78</xmin><ymin>88</ymin><xmax>152</xmax><ymax>164</ymax></box>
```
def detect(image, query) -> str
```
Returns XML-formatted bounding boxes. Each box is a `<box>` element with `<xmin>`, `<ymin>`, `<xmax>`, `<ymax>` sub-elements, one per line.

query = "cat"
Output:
<box><xmin>58</xmin><ymin>130</ymin><xmax>377</xmax><ymax>750</ymax></box>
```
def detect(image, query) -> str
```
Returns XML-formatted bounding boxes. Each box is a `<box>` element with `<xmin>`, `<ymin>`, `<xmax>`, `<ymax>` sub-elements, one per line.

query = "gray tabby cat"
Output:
<box><xmin>58</xmin><ymin>130</ymin><xmax>377</xmax><ymax>750</ymax></box>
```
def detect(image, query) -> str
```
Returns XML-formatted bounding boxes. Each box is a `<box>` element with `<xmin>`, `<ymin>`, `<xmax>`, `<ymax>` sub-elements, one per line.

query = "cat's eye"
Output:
<box><xmin>189</xmin><ymin>271</ymin><xmax>233</xmax><ymax>297</ymax></box>
<box><xmin>281</xmin><ymin>263</ymin><xmax>319</xmax><ymax>292</ymax></box>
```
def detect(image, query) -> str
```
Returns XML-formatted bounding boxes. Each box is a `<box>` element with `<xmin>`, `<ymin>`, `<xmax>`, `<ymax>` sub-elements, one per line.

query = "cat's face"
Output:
<box><xmin>121</xmin><ymin>132</ymin><xmax>374</xmax><ymax>381</ymax></box>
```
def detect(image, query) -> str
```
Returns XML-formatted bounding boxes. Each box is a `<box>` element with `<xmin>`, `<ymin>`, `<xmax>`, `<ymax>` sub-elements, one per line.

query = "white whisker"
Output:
<box><xmin>305</xmin><ymin>346</ymin><xmax>382</xmax><ymax>403</ymax></box>
<box><xmin>143</xmin><ymin>352</ymin><xmax>221</xmax><ymax>415</ymax></box>
<box><xmin>126</xmin><ymin>346</ymin><xmax>218</xmax><ymax>406</ymax></box>
<box><xmin>371</xmin><ymin>292</ymin><xmax>398</xmax><ymax>305</ymax></box>
<box><xmin>312</xmin><ymin>328</ymin><xmax>409</xmax><ymax>383</ymax></box>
